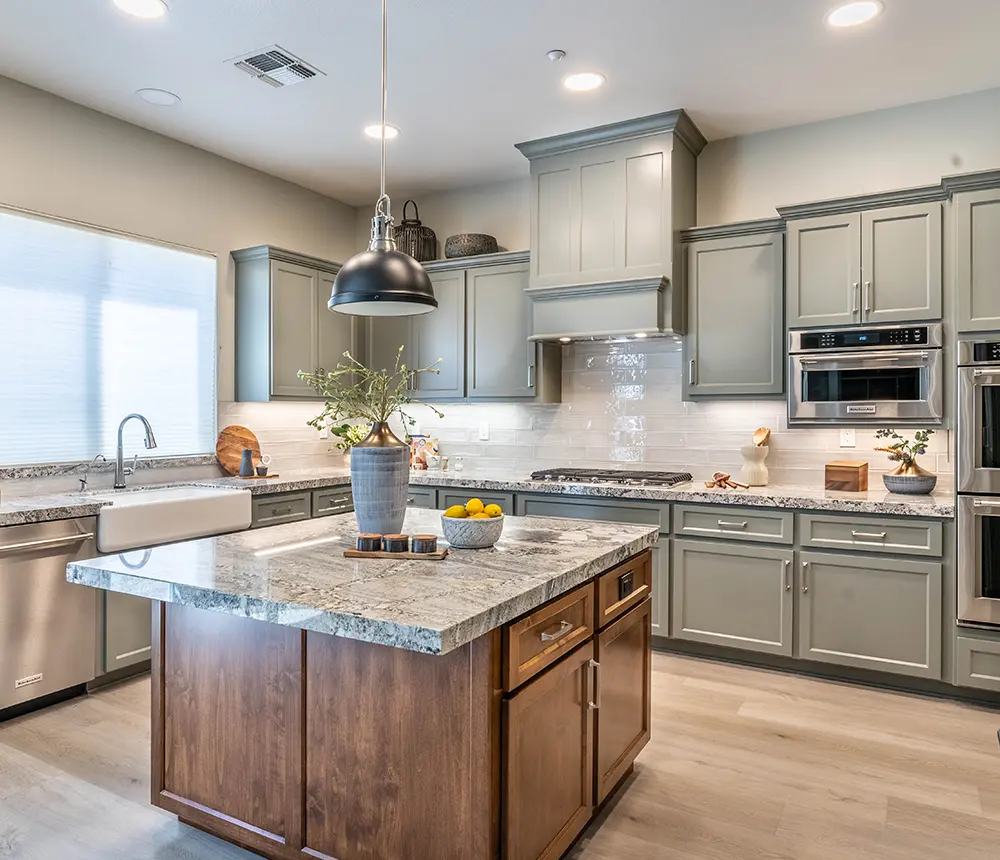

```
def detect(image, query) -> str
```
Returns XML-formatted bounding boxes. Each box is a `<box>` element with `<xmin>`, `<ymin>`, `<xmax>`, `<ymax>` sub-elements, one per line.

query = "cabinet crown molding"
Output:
<box><xmin>682</xmin><ymin>218</ymin><xmax>786</xmax><ymax>243</ymax></box>
<box><xmin>777</xmin><ymin>184</ymin><xmax>947</xmax><ymax>220</ymax></box>
<box><xmin>421</xmin><ymin>250</ymin><xmax>529</xmax><ymax>273</ymax></box>
<box><xmin>525</xmin><ymin>276</ymin><xmax>667</xmax><ymax>302</ymax></box>
<box><xmin>942</xmin><ymin>169</ymin><xmax>1000</xmax><ymax>195</ymax></box>
<box><xmin>231</xmin><ymin>245</ymin><xmax>342</xmax><ymax>274</ymax></box>
<box><xmin>515</xmin><ymin>109</ymin><xmax>707</xmax><ymax>160</ymax></box>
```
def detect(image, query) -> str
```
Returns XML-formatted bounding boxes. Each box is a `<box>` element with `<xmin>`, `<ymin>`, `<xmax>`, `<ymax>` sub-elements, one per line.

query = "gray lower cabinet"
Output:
<box><xmin>673</xmin><ymin>504</ymin><xmax>793</xmax><ymax>545</ymax></box>
<box><xmin>311</xmin><ymin>486</ymin><xmax>353</xmax><ymax>518</ymax></box>
<box><xmin>650</xmin><ymin>537</ymin><xmax>669</xmax><ymax>639</ymax></box>
<box><xmin>672</xmin><ymin>540</ymin><xmax>794</xmax><ymax>656</ymax></box>
<box><xmin>798</xmin><ymin>513</ymin><xmax>942</xmax><ymax>557</ymax></box>
<box><xmin>233</xmin><ymin>246</ymin><xmax>359</xmax><ymax>401</ymax></box>
<box><xmin>954</xmin><ymin>188</ymin><xmax>1000</xmax><ymax>332</ymax></box>
<box><xmin>684</xmin><ymin>230</ymin><xmax>784</xmax><ymax>397</ymax></box>
<box><xmin>787</xmin><ymin>212</ymin><xmax>861</xmax><ymax>328</ymax></box>
<box><xmin>796</xmin><ymin>551</ymin><xmax>942</xmax><ymax>680</ymax></box>
<box><xmin>103</xmin><ymin>591</ymin><xmax>151</xmax><ymax>673</ymax></box>
<box><xmin>407</xmin><ymin>486</ymin><xmax>438</xmax><ymax>509</ymax></box>
<box><xmin>250</xmin><ymin>492</ymin><xmax>312</xmax><ymax>528</ymax></box>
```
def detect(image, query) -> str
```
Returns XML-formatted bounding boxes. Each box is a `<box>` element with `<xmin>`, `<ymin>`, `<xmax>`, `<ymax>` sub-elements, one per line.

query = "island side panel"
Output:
<box><xmin>303</xmin><ymin>629</ymin><xmax>501</xmax><ymax>860</ymax></box>
<box><xmin>152</xmin><ymin>603</ymin><xmax>304</xmax><ymax>855</ymax></box>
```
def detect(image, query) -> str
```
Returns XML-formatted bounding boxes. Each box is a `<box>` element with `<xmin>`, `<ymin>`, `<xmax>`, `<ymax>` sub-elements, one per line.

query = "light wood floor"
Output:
<box><xmin>2</xmin><ymin>654</ymin><xmax>1000</xmax><ymax>859</ymax></box>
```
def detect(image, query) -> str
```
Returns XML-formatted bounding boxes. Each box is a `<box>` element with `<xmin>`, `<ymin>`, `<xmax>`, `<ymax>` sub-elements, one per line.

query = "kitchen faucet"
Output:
<box><xmin>114</xmin><ymin>413</ymin><xmax>158</xmax><ymax>489</ymax></box>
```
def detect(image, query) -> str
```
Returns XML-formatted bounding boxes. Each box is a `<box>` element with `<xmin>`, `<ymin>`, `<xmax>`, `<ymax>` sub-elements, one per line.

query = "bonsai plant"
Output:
<box><xmin>298</xmin><ymin>347</ymin><xmax>442</xmax><ymax>534</ymax></box>
<box><xmin>874</xmin><ymin>428</ymin><xmax>937</xmax><ymax>495</ymax></box>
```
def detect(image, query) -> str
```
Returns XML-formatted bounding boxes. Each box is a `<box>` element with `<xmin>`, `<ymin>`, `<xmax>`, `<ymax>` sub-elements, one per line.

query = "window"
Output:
<box><xmin>0</xmin><ymin>208</ymin><xmax>217</xmax><ymax>466</ymax></box>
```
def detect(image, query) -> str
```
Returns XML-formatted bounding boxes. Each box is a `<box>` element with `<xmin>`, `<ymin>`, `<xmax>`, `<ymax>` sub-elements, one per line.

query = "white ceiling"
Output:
<box><xmin>3</xmin><ymin>0</ymin><xmax>1000</xmax><ymax>206</ymax></box>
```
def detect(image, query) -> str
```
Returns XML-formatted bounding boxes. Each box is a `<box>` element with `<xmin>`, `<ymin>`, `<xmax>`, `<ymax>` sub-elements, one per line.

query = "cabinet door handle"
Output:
<box><xmin>851</xmin><ymin>530</ymin><xmax>887</xmax><ymax>540</ymax></box>
<box><xmin>784</xmin><ymin>559</ymin><xmax>791</xmax><ymax>592</ymax></box>
<box><xmin>718</xmin><ymin>520</ymin><xmax>748</xmax><ymax>530</ymax></box>
<box><xmin>852</xmin><ymin>281</ymin><xmax>860</xmax><ymax>315</ymax></box>
<box><xmin>527</xmin><ymin>364</ymin><xmax>535</xmax><ymax>389</ymax></box>
<box><xmin>588</xmin><ymin>658</ymin><xmax>601</xmax><ymax>710</ymax></box>
<box><xmin>863</xmin><ymin>281</ymin><xmax>872</xmax><ymax>317</ymax></box>
<box><xmin>802</xmin><ymin>560</ymin><xmax>810</xmax><ymax>594</ymax></box>
<box><xmin>688</xmin><ymin>359</ymin><xmax>697</xmax><ymax>386</ymax></box>
<box><xmin>540</xmin><ymin>619</ymin><xmax>573</xmax><ymax>642</ymax></box>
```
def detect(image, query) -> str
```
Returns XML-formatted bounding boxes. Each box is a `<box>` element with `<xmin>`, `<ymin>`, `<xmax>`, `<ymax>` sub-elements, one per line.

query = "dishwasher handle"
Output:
<box><xmin>0</xmin><ymin>531</ymin><xmax>95</xmax><ymax>555</ymax></box>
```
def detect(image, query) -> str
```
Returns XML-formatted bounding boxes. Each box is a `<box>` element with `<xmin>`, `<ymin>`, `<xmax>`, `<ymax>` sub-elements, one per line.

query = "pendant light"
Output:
<box><xmin>329</xmin><ymin>0</ymin><xmax>437</xmax><ymax>316</ymax></box>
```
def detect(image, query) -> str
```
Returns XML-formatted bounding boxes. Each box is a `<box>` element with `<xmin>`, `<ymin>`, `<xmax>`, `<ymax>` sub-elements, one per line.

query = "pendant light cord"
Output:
<box><xmin>375</xmin><ymin>0</ymin><xmax>390</xmax><ymax>220</ymax></box>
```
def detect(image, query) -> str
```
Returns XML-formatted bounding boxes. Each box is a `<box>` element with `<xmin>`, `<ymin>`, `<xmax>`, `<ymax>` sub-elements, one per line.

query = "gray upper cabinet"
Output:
<box><xmin>954</xmin><ymin>188</ymin><xmax>1000</xmax><ymax>332</ymax></box>
<box><xmin>410</xmin><ymin>269</ymin><xmax>466</xmax><ymax>399</ymax></box>
<box><xmin>796</xmin><ymin>551</ymin><xmax>942</xmax><ymax>680</ymax></box>
<box><xmin>861</xmin><ymin>203</ymin><xmax>942</xmax><ymax>324</ymax></box>
<box><xmin>683</xmin><ymin>227</ymin><xmax>784</xmax><ymax>398</ymax></box>
<box><xmin>787</xmin><ymin>212</ymin><xmax>862</xmax><ymax>328</ymax></box>
<box><xmin>672</xmin><ymin>539</ymin><xmax>794</xmax><ymax>657</ymax></box>
<box><xmin>233</xmin><ymin>246</ymin><xmax>359</xmax><ymax>402</ymax></box>
<box><xmin>785</xmin><ymin>202</ymin><xmax>942</xmax><ymax>328</ymax></box>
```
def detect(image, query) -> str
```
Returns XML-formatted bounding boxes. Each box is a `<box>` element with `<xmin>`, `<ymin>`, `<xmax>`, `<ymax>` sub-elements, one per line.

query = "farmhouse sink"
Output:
<box><xmin>87</xmin><ymin>485</ymin><xmax>252</xmax><ymax>552</ymax></box>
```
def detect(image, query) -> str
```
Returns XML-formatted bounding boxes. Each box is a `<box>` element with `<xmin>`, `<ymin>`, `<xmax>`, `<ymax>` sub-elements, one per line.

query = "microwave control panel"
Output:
<box><xmin>799</xmin><ymin>326</ymin><xmax>930</xmax><ymax>351</ymax></box>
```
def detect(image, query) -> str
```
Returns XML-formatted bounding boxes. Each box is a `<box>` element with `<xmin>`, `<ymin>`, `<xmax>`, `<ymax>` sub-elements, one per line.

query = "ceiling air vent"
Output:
<box><xmin>229</xmin><ymin>46</ymin><xmax>325</xmax><ymax>88</ymax></box>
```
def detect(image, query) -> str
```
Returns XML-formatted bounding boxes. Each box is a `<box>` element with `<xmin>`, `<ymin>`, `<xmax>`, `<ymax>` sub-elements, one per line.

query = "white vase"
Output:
<box><xmin>740</xmin><ymin>444</ymin><xmax>769</xmax><ymax>487</ymax></box>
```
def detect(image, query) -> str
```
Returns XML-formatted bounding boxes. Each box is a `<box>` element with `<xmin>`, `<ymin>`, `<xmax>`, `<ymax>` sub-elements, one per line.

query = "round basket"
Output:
<box><xmin>393</xmin><ymin>200</ymin><xmax>437</xmax><ymax>262</ymax></box>
<box><xmin>441</xmin><ymin>513</ymin><xmax>504</xmax><ymax>549</ymax></box>
<box><xmin>444</xmin><ymin>233</ymin><xmax>499</xmax><ymax>258</ymax></box>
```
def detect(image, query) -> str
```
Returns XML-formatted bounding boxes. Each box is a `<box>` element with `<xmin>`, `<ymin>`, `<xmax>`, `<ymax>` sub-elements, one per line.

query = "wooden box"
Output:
<box><xmin>825</xmin><ymin>461</ymin><xmax>869</xmax><ymax>492</ymax></box>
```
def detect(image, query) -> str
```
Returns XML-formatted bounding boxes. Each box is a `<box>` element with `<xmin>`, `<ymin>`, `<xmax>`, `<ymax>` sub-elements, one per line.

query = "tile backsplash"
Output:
<box><xmin>221</xmin><ymin>338</ymin><xmax>953</xmax><ymax>487</ymax></box>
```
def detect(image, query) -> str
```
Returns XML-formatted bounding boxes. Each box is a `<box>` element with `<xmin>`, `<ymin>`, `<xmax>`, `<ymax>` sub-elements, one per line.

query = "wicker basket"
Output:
<box><xmin>393</xmin><ymin>200</ymin><xmax>437</xmax><ymax>262</ymax></box>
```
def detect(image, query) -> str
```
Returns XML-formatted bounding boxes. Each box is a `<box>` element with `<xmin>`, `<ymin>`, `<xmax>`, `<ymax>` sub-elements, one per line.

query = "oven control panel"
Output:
<box><xmin>973</xmin><ymin>342</ymin><xmax>1000</xmax><ymax>363</ymax></box>
<box><xmin>798</xmin><ymin>326</ymin><xmax>930</xmax><ymax>351</ymax></box>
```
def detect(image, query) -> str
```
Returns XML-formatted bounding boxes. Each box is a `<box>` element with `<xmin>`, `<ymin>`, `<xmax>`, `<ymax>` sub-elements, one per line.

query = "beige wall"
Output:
<box><xmin>698</xmin><ymin>86</ymin><xmax>1000</xmax><ymax>225</ymax></box>
<box><xmin>0</xmin><ymin>75</ymin><xmax>358</xmax><ymax>402</ymax></box>
<box><xmin>355</xmin><ymin>177</ymin><xmax>531</xmax><ymax>258</ymax></box>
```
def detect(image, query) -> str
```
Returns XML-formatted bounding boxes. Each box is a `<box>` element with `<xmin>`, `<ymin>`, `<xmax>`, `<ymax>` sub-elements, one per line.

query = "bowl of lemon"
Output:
<box><xmin>441</xmin><ymin>498</ymin><xmax>504</xmax><ymax>549</ymax></box>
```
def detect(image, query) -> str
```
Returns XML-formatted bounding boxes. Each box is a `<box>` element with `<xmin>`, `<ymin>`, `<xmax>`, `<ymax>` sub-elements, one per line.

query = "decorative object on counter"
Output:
<box><xmin>392</xmin><ymin>200</ymin><xmax>437</xmax><ymax>262</ymax></box>
<box><xmin>825</xmin><ymin>461</ymin><xmax>869</xmax><ymax>492</ymax></box>
<box><xmin>356</xmin><ymin>534</ymin><xmax>382</xmax><ymax>553</ymax></box>
<box><xmin>875</xmin><ymin>428</ymin><xmax>938</xmax><ymax>495</ymax></box>
<box><xmin>382</xmin><ymin>534</ymin><xmax>410</xmax><ymax>553</ymax></box>
<box><xmin>411</xmin><ymin>534</ymin><xmax>438</xmax><ymax>554</ymax></box>
<box><xmin>255</xmin><ymin>462</ymin><xmax>268</xmax><ymax>477</ymax></box>
<box><xmin>238</xmin><ymin>448</ymin><xmax>255</xmax><ymax>478</ymax></box>
<box><xmin>753</xmin><ymin>427</ymin><xmax>771</xmax><ymax>447</ymax></box>
<box><xmin>453</xmin><ymin>455</ymin><xmax>465</xmax><ymax>472</ymax></box>
<box><xmin>299</xmin><ymin>346</ymin><xmax>443</xmax><ymax>535</ymax></box>
<box><xmin>440</xmin><ymin>455</ymin><xmax>449</xmax><ymax>471</ymax></box>
<box><xmin>441</xmin><ymin>497</ymin><xmax>504</xmax><ymax>548</ymax></box>
<box><xmin>328</xmin><ymin>0</ymin><xmax>437</xmax><ymax>317</ymax></box>
<box><xmin>705</xmin><ymin>472</ymin><xmax>750</xmax><ymax>490</ymax></box>
<box><xmin>425</xmin><ymin>452</ymin><xmax>441</xmax><ymax>470</ymax></box>
<box><xmin>329</xmin><ymin>423</ymin><xmax>369</xmax><ymax>466</ymax></box>
<box><xmin>444</xmin><ymin>233</ymin><xmax>499</xmax><ymax>258</ymax></box>
<box><xmin>740</xmin><ymin>444</ymin><xmax>769</xmax><ymax>487</ymax></box>
<box><xmin>408</xmin><ymin>434</ymin><xmax>439</xmax><ymax>469</ymax></box>
<box><xmin>216</xmin><ymin>425</ymin><xmax>261</xmax><ymax>476</ymax></box>
<box><xmin>344</xmin><ymin>545</ymin><xmax>449</xmax><ymax>561</ymax></box>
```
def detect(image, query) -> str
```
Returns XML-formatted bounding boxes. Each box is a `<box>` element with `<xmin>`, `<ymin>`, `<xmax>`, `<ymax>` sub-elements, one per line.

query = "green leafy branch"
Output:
<box><xmin>874</xmin><ymin>428</ymin><xmax>934</xmax><ymax>464</ymax></box>
<box><xmin>297</xmin><ymin>346</ymin><xmax>444</xmax><ymax>439</ymax></box>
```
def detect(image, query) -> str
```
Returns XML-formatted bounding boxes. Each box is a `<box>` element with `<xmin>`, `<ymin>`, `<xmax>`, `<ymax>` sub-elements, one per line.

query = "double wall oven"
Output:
<box><xmin>788</xmin><ymin>323</ymin><xmax>944</xmax><ymax>426</ymax></box>
<box><xmin>958</xmin><ymin>336</ymin><xmax>1000</xmax><ymax>626</ymax></box>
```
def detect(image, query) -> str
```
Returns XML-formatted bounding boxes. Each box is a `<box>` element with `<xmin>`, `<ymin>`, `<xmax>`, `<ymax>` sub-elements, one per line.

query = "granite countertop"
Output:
<box><xmin>67</xmin><ymin>509</ymin><xmax>658</xmax><ymax>655</ymax></box>
<box><xmin>194</xmin><ymin>466</ymin><xmax>351</xmax><ymax>495</ymax></box>
<box><xmin>409</xmin><ymin>469</ymin><xmax>956</xmax><ymax>519</ymax></box>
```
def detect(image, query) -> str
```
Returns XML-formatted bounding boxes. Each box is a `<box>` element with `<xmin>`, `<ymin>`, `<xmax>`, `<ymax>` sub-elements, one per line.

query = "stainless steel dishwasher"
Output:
<box><xmin>0</xmin><ymin>517</ymin><xmax>98</xmax><ymax>710</ymax></box>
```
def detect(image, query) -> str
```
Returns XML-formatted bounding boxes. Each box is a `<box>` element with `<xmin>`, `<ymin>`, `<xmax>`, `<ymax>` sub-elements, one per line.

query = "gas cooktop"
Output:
<box><xmin>529</xmin><ymin>468</ymin><xmax>693</xmax><ymax>487</ymax></box>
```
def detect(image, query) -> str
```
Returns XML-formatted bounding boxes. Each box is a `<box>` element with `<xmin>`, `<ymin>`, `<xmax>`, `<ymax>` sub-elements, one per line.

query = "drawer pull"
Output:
<box><xmin>273</xmin><ymin>505</ymin><xmax>293</xmax><ymax>516</ymax></box>
<box><xmin>540</xmin><ymin>619</ymin><xmax>573</xmax><ymax>642</ymax></box>
<box><xmin>851</xmin><ymin>530</ymin><xmax>887</xmax><ymax>540</ymax></box>
<box><xmin>588</xmin><ymin>658</ymin><xmax>601</xmax><ymax>710</ymax></box>
<box><xmin>718</xmin><ymin>520</ymin><xmax>748</xmax><ymax>530</ymax></box>
<box><xmin>324</xmin><ymin>497</ymin><xmax>351</xmax><ymax>506</ymax></box>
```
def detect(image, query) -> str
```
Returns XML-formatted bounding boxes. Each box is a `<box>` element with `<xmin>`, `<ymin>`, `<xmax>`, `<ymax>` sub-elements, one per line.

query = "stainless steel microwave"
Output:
<box><xmin>788</xmin><ymin>323</ymin><xmax>944</xmax><ymax>426</ymax></box>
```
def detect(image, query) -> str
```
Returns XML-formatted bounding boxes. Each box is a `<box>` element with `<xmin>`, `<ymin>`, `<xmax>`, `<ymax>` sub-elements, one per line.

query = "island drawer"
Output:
<box><xmin>798</xmin><ymin>513</ymin><xmax>942</xmax><ymax>557</ymax></box>
<box><xmin>597</xmin><ymin>550</ymin><xmax>652</xmax><ymax>630</ymax></box>
<box><xmin>312</xmin><ymin>487</ymin><xmax>354</xmax><ymax>518</ymax></box>
<box><xmin>673</xmin><ymin>504</ymin><xmax>793</xmax><ymax>545</ymax></box>
<box><xmin>251</xmin><ymin>492</ymin><xmax>311</xmax><ymax>528</ymax></box>
<box><xmin>503</xmin><ymin>582</ymin><xmax>595</xmax><ymax>691</ymax></box>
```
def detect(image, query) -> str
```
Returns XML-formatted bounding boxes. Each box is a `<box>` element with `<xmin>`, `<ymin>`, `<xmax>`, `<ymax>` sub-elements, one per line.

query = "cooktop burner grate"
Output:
<box><xmin>529</xmin><ymin>468</ymin><xmax>693</xmax><ymax>487</ymax></box>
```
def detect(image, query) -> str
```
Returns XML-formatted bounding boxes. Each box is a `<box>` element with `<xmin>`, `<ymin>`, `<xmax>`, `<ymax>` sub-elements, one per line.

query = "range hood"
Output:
<box><xmin>515</xmin><ymin>110</ymin><xmax>706</xmax><ymax>342</ymax></box>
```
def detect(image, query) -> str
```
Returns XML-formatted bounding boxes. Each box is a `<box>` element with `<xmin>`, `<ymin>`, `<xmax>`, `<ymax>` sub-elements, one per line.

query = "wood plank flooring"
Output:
<box><xmin>2</xmin><ymin>653</ymin><xmax>1000</xmax><ymax>859</ymax></box>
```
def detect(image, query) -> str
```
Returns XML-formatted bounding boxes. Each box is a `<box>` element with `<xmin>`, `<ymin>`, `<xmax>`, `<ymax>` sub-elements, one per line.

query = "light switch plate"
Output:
<box><xmin>478</xmin><ymin>423</ymin><xmax>490</xmax><ymax>441</ymax></box>
<box><xmin>840</xmin><ymin>428</ymin><xmax>856</xmax><ymax>448</ymax></box>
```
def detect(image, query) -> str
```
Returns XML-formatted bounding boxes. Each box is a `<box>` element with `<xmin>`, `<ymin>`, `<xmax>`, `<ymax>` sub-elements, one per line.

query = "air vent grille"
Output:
<box><xmin>229</xmin><ymin>46</ymin><xmax>324</xmax><ymax>88</ymax></box>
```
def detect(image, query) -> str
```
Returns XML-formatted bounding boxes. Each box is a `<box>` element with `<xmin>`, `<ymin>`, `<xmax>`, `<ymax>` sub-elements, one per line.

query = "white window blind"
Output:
<box><xmin>0</xmin><ymin>209</ymin><xmax>217</xmax><ymax>466</ymax></box>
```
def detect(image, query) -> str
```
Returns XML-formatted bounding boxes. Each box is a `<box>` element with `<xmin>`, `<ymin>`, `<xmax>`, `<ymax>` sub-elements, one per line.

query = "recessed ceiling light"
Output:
<box><xmin>559</xmin><ymin>336</ymin><xmax>572</xmax><ymax>343</ymax></box>
<box><xmin>113</xmin><ymin>0</ymin><xmax>168</xmax><ymax>19</ymax></box>
<box><xmin>364</xmin><ymin>124</ymin><xmax>400</xmax><ymax>140</ymax></box>
<box><xmin>136</xmin><ymin>88</ymin><xmax>180</xmax><ymax>106</ymax></box>
<box><xmin>826</xmin><ymin>1</ymin><xmax>883</xmax><ymax>28</ymax></box>
<box><xmin>563</xmin><ymin>72</ymin><xmax>606</xmax><ymax>92</ymax></box>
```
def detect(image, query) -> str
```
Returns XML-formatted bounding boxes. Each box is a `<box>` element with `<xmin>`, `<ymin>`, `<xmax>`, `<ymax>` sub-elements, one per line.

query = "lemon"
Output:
<box><xmin>465</xmin><ymin>498</ymin><xmax>485</xmax><ymax>515</ymax></box>
<box><xmin>443</xmin><ymin>505</ymin><xmax>468</xmax><ymax>519</ymax></box>
<box><xmin>469</xmin><ymin>512</ymin><xmax>490</xmax><ymax>519</ymax></box>
<box><xmin>484</xmin><ymin>504</ymin><xmax>503</xmax><ymax>518</ymax></box>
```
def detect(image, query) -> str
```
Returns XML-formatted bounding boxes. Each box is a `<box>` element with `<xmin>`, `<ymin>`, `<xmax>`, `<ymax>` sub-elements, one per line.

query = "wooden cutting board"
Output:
<box><xmin>216</xmin><ymin>425</ymin><xmax>261</xmax><ymax>476</ymax></box>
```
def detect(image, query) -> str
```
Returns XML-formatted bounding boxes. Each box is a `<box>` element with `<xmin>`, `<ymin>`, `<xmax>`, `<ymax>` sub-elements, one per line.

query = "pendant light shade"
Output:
<box><xmin>329</xmin><ymin>0</ymin><xmax>436</xmax><ymax>317</ymax></box>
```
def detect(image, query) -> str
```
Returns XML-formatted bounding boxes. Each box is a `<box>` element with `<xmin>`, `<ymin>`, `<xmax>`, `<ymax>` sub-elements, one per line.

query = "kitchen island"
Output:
<box><xmin>68</xmin><ymin>508</ymin><xmax>658</xmax><ymax>860</ymax></box>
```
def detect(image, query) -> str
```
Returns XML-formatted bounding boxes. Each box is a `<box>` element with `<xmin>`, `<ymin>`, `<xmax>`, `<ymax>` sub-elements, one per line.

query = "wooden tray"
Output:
<box><xmin>343</xmin><ymin>548</ymin><xmax>449</xmax><ymax>561</ymax></box>
<box><xmin>238</xmin><ymin>473</ymin><xmax>280</xmax><ymax>480</ymax></box>
<box><xmin>216</xmin><ymin>425</ymin><xmax>261</xmax><ymax>476</ymax></box>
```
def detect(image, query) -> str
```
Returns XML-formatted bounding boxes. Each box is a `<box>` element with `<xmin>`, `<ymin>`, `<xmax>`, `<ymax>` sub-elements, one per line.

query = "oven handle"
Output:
<box><xmin>973</xmin><ymin>367</ymin><xmax>1000</xmax><ymax>379</ymax></box>
<box><xmin>798</xmin><ymin>350</ymin><xmax>931</xmax><ymax>366</ymax></box>
<box><xmin>972</xmin><ymin>498</ymin><xmax>1000</xmax><ymax>508</ymax></box>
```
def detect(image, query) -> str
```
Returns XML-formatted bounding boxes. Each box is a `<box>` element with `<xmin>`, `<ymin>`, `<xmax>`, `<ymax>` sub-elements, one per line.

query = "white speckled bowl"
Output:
<box><xmin>441</xmin><ymin>513</ymin><xmax>504</xmax><ymax>549</ymax></box>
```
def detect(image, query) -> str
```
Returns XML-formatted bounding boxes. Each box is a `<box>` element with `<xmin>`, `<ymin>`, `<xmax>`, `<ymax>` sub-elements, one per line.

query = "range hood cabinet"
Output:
<box><xmin>516</xmin><ymin>109</ymin><xmax>705</xmax><ymax>342</ymax></box>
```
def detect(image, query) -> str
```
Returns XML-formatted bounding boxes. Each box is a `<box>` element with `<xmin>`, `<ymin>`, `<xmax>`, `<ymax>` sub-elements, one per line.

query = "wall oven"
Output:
<box><xmin>958</xmin><ymin>336</ymin><xmax>1000</xmax><ymax>494</ymax></box>
<box><xmin>788</xmin><ymin>323</ymin><xmax>944</xmax><ymax>426</ymax></box>
<box><xmin>958</xmin><ymin>496</ymin><xmax>1000</xmax><ymax>627</ymax></box>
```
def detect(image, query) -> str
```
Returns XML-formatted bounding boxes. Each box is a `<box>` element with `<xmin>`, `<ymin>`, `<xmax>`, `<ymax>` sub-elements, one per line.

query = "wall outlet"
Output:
<box><xmin>478</xmin><ymin>423</ymin><xmax>490</xmax><ymax>441</ymax></box>
<box><xmin>839</xmin><ymin>428</ymin><xmax>856</xmax><ymax>448</ymax></box>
